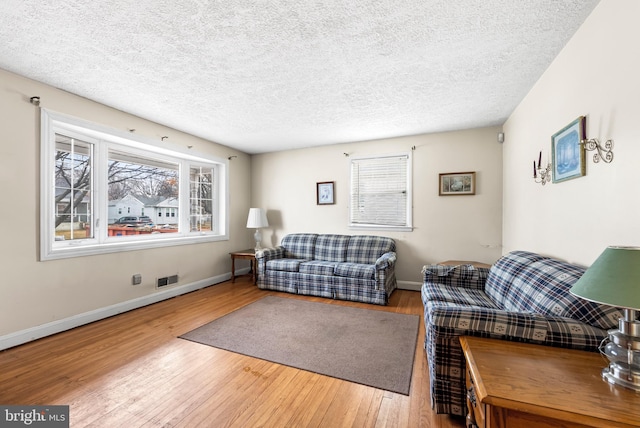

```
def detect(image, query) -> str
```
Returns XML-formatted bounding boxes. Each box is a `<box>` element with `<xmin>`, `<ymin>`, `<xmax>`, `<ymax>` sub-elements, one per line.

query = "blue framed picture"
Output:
<box><xmin>552</xmin><ymin>116</ymin><xmax>586</xmax><ymax>183</ymax></box>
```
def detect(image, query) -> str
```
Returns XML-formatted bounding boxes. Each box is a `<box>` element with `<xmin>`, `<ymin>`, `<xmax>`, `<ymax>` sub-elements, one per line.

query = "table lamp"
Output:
<box><xmin>570</xmin><ymin>246</ymin><xmax>640</xmax><ymax>391</ymax></box>
<box><xmin>246</xmin><ymin>208</ymin><xmax>269</xmax><ymax>250</ymax></box>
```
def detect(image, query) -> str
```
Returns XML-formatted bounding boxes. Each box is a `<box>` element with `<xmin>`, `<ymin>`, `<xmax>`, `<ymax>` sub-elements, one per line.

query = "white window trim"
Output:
<box><xmin>40</xmin><ymin>108</ymin><xmax>229</xmax><ymax>261</ymax></box>
<box><xmin>348</xmin><ymin>152</ymin><xmax>413</xmax><ymax>232</ymax></box>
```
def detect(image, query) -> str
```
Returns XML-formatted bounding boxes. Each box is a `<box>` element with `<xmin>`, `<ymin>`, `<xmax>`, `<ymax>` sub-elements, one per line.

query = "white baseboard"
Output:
<box><xmin>0</xmin><ymin>273</ymin><xmax>230</xmax><ymax>351</ymax></box>
<box><xmin>397</xmin><ymin>280</ymin><xmax>421</xmax><ymax>291</ymax></box>
<box><xmin>1</xmin><ymin>270</ymin><xmax>418</xmax><ymax>351</ymax></box>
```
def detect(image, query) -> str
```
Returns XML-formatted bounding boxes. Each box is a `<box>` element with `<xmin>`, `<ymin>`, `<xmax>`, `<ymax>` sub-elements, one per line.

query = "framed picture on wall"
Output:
<box><xmin>317</xmin><ymin>181</ymin><xmax>335</xmax><ymax>205</ymax></box>
<box><xmin>439</xmin><ymin>172</ymin><xmax>476</xmax><ymax>196</ymax></box>
<box><xmin>552</xmin><ymin>116</ymin><xmax>586</xmax><ymax>183</ymax></box>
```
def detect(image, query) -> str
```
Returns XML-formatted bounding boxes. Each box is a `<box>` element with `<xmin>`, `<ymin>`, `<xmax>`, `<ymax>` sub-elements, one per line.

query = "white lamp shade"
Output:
<box><xmin>246</xmin><ymin>208</ymin><xmax>269</xmax><ymax>228</ymax></box>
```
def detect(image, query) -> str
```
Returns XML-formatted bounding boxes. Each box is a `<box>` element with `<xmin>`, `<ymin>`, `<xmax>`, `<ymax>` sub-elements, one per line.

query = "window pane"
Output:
<box><xmin>190</xmin><ymin>167</ymin><xmax>214</xmax><ymax>232</ymax></box>
<box><xmin>108</xmin><ymin>151</ymin><xmax>179</xmax><ymax>236</ymax></box>
<box><xmin>55</xmin><ymin>134</ymin><xmax>93</xmax><ymax>241</ymax></box>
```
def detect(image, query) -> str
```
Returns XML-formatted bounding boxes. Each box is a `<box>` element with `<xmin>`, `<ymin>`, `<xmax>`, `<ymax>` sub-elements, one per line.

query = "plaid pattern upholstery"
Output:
<box><xmin>281</xmin><ymin>233</ymin><xmax>318</xmax><ymax>259</ymax></box>
<box><xmin>266</xmin><ymin>259</ymin><xmax>308</xmax><ymax>272</ymax></box>
<box><xmin>299</xmin><ymin>261</ymin><xmax>336</xmax><ymax>276</ymax></box>
<box><xmin>486</xmin><ymin>252</ymin><xmax>622</xmax><ymax>329</ymax></box>
<box><xmin>295</xmin><ymin>273</ymin><xmax>334</xmax><ymax>298</ymax></box>
<box><xmin>333</xmin><ymin>276</ymin><xmax>388</xmax><ymax>305</ymax></box>
<box><xmin>259</xmin><ymin>270</ymin><xmax>298</xmax><ymax>294</ymax></box>
<box><xmin>421</xmin><ymin>252</ymin><xmax>623</xmax><ymax>416</ymax></box>
<box><xmin>422</xmin><ymin>282</ymin><xmax>498</xmax><ymax>309</ymax></box>
<box><xmin>334</xmin><ymin>263</ymin><xmax>376</xmax><ymax>279</ymax></box>
<box><xmin>346</xmin><ymin>235</ymin><xmax>396</xmax><ymax>264</ymax></box>
<box><xmin>422</xmin><ymin>264</ymin><xmax>488</xmax><ymax>290</ymax></box>
<box><xmin>315</xmin><ymin>234</ymin><xmax>350</xmax><ymax>262</ymax></box>
<box><xmin>256</xmin><ymin>233</ymin><xmax>397</xmax><ymax>305</ymax></box>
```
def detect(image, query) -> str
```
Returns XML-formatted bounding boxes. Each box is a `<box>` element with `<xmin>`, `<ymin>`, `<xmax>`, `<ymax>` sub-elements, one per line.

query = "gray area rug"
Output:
<box><xmin>180</xmin><ymin>296</ymin><xmax>420</xmax><ymax>395</ymax></box>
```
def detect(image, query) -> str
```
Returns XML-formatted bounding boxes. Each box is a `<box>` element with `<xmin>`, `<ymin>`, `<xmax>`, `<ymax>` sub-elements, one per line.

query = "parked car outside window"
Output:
<box><xmin>113</xmin><ymin>216</ymin><xmax>154</xmax><ymax>227</ymax></box>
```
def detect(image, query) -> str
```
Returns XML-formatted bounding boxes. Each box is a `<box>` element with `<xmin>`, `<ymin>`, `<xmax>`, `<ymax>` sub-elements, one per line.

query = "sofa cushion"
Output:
<box><xmin>484</xmin><ymin>251</ymin><xmax>548</xmax><ymax>307</ymax></box>
<box><xmin>299</xmin><ymin>261</ymin><xmax>337</xmax><ymax>276</ymax></box>
<box><xmin>266</xmin><ymin>258</ymin><xmax>308</xmax><ymax>272</ymax></box>
<box><xmin>334</xmin><ymin>263</ymin><xmax>376</xmax><ymax>279</ymax></box>
<box><xmin>346</xmin><ymin>235</ymin><xmax>396</xmax><ymax>264</ymax></box>
<box><xmin>422</xmin><ymin>282</ymin><xmax>499</xmax><ymax>309</ymax></box>
<box><xmin>486</xmin><ymin>251</ymin><xmax>623</xmax><ymax>330</ymax></box>
<box><xmin>281</xmin><ymin>233</ymin><xmax>318</xmax><ymax>259</ymax></box>
<box><xmin>314</xmin><ymin>234</ymin><xmax>350</xmax><ymax>262</ymax></box>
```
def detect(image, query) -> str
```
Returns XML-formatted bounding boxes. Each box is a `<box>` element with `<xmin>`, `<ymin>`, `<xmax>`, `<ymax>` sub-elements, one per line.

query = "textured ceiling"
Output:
<box><xmin>0</xmin><ymin>0</ymin><xmax>599</xmax><ymax>154</ymax></box>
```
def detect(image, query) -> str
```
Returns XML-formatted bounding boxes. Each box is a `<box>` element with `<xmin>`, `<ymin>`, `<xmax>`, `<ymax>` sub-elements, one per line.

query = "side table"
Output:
<box><xmin>230</xmin><ymin>249</ymin><xmax>256</xmax><ymax>284</ymax></box>
<box><xmin>460</xmin><ymin>336</ymin><xmax>640</xmax><ymax>428</ymax></box>
<box><xmin>438</xmin><ymin>260</ymin><xmax>492</xmax><ymax>269</ymax></box>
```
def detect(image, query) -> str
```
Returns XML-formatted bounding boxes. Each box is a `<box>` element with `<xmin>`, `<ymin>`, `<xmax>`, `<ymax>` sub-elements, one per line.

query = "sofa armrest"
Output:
<box><xmin>422</xmin><ymin>264</ymin><xmax>489</xmax><ymax>290</ymax></box>
<box><xmin>426</xmin><ymin>305</ymin><xmax>607</xmax><ymax>351</ymax></box>
<box><xmin>255</xmin><ymin>246</ymin><xmax>285</xmax><ymax>277</ymax></box>
<box><xmin>543</xmin><ymin>315</ymin><xmax>609</xmax><ymax>351</ymax></box>
<box><xmin>375</xmin><ymin>252</ymin><xmax>396</xmax><ymax>270</ymax></box>
<box><xmin>255</xmin><ymin>246</ymin><xmax>285</xmax><ymax>261</ymax></box>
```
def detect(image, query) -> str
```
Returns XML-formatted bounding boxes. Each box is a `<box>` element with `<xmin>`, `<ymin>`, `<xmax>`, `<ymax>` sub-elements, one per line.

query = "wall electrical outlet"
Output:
<box><xmin>132</xmin><ymin>274</ymin><xmax>142</xmax><ymax>285</ymax></box>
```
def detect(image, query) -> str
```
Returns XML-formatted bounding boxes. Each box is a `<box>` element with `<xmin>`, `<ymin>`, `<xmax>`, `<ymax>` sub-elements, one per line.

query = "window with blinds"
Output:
<box><xmin>349</xmin><ymin>154</ymin><xmax>412</xmax><ymax>230</ymax></box>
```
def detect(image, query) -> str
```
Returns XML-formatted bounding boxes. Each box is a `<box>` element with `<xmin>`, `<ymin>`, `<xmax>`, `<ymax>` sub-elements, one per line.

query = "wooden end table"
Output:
<box><xmin>438</xmin><ymin>260</ymin><xmax>492</xmax><ymax>269</ymax></box>
<box><xmin>230</xmin><ymin>249</ymin><xmax>256</xmax><ymax>284</ymax></box>
<box><xmin>460</xmin><ymin>336</ymin><xmax>640</xmax><ymax>428</ymax></box>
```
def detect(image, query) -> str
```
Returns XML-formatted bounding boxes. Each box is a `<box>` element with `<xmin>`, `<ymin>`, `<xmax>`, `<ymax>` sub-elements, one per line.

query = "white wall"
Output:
<box><xmin>0</xmin><ymin>69</ymin><xmax>252</xmax><ymax>343</ymax></box>
<box><xmin>502</xmin><ymin>0</ymin><xmax>640</xmax><ymax>266</ymax></box>
<box><xmin>251</xmin><ymin>126</ymin><xmax>504</xmax><ymax>286</ymax></box>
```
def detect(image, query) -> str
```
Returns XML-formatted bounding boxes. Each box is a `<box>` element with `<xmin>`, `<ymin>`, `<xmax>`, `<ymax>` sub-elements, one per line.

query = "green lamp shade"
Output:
<box><xmin>570</xmin><ymin>246</ymin><xmax>640</xmax><ymax>311</ymax></box>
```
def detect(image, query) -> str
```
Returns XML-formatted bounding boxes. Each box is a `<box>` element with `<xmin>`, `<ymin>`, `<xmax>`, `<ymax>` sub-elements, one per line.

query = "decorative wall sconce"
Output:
<box><xmin>533</xmin><ymin>151</ymin><xmax>552</xmax><ymax>185</ymax></box>
<box><xmin>30</xmin><ymin>96</ymin><xmax>40</xmax><ymax>106</ymax></box>
<box><xmin>581</xmin><ymin>138</ymin><xmax>614</xmax><ymax>164</ymax></box>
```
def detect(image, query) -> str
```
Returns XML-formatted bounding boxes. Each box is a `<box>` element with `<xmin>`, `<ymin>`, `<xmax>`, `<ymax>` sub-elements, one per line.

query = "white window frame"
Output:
<box><xmin>349</xmin><ymin>152</ymin><xmax>413</xmax><ymax>231</ymax></box>
<box><xmin>40</xmin><ymin>109</ymin><xmax>229</xmax><ymax>261</ymax></box>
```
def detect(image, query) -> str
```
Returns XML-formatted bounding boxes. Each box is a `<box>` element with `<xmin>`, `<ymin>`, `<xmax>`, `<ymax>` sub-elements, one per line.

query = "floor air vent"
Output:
<box><xmin>157</xmin><ymin>274</ymin><xmax>178</xmax><ymax>288</ymax></box>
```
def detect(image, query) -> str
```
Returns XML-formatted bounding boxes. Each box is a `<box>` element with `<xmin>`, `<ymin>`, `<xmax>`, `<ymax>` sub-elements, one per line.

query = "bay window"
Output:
<box><xmin>40</xmin><ymin>109</ymin><xmax>228</xmax><ymax>260</ymax></box>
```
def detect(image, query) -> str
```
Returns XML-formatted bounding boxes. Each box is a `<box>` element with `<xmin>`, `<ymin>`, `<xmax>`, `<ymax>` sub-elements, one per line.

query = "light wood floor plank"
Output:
<box><xmin>0</xmin><ymin>278</ymin><xmax>464</xmax><ymax>428</ymax></box>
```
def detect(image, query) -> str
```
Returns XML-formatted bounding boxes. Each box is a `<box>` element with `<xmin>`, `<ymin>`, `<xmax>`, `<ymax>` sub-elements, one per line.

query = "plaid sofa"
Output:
<box><xmin>255</xmin><ymin>233</ymin><xmax>397</xmax><ymax>305</ymax></box>
<box><xmin>421</xmin><ymin>250</ymin><xmax>624</xmax><ymax>416</ymax></box>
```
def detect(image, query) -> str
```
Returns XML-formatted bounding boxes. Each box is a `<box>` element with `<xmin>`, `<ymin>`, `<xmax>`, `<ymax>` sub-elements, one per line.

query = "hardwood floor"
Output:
<box><xmin>0</xmin><ymin>278</ymin><xmax>464</xmax><ymax>428</ymax></box>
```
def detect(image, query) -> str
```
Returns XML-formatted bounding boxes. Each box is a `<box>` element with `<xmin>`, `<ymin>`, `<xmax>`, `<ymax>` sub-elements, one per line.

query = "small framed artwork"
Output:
<box><xmin>552</xmin><ymin>116</ymin><xmax>586</xmax><ymax>183</ymax></box>
<box><xmin>439</xmin><ymin>172</ymin><xmax>476</xmax><ymax>196</ymax></box>
<box><xmin>317</xmin><ymin>181</ymin><xmax>335</xmax><ymax>205</ymax></box>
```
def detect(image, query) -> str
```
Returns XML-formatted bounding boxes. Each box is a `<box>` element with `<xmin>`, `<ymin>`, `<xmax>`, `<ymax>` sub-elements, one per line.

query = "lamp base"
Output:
<box><xmin>602</xmin><ymin>364</ymin><xmax>640</xmax><ymax>391</ymax></box>
<box><xmin>253</xmin><ymin>228</ymin><xmax>262</xmax><ymax>250</ymax></box>
<box><xmin>600</xmin><ymin>312</ymin><xmax>640</xmax><ymax>391</ymax></box>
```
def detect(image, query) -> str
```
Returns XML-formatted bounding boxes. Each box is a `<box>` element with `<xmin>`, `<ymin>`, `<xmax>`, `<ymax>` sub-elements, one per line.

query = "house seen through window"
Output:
<box><xmin>42</xmin><ymin>109</ymin><xmax>228</xmax><ymax>260</ymax></box>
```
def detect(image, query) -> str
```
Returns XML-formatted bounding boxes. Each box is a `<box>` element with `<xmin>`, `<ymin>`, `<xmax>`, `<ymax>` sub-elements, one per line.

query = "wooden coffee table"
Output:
<box><xmin>460</xmin><ymin>336</ymin><xmax>640</xmax><ymax>427</ymax></box>
<box><xmin>229</xmin><ymin>249</ymin><xmax>256</xmax><ymax>284</ymax></box>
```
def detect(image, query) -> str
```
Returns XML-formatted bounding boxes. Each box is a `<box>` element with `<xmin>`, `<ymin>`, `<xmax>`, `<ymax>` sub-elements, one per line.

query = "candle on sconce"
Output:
<box><xmin>533</xmin><ymin>160</ymin><xmax>537</xmax><ymax>178</ymax></box>
<box><xmin>538</xmin><ymin>151</ymin><xmax>542</xmax><ymax>169</ymax></box>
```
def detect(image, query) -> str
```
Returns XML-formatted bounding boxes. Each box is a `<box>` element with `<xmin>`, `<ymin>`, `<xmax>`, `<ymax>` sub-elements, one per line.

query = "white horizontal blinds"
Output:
<box><xmin>350</xmin><ymin>155</ymin><xmax>408</xmax><ymax>227</ymax></box>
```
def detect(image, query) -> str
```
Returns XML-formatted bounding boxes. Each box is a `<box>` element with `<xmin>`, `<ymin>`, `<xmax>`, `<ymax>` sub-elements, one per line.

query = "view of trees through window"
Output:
<box><xmin>107</xmin><ymin>150</ymin><xmax>180</xmax><ymax>236</ymax></box>
<box><xmin>55</xmin><ymin>134</ymin><xmax>93</xmax><ymax>241</ymax></box>
<box><xmin>44</xmin><ymin>109</ymin><xmax>226</xmax><ymax>260</ymax></box>
<box><xmin>54</xmin><ymin>133</ymin><xmax>217</xmax><ymax>241</ymax></box>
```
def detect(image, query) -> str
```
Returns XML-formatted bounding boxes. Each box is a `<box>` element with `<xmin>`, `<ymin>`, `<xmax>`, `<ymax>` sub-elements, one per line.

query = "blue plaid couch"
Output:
<box><xmin>421</xmin><ymin>250</ymin><xmax>624</xmax><ymax>416</ymax></box>
<box><xmin>255</xmin><ymin>233</ymin><xmax>397</xmax><ymax>305</ymax></box>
